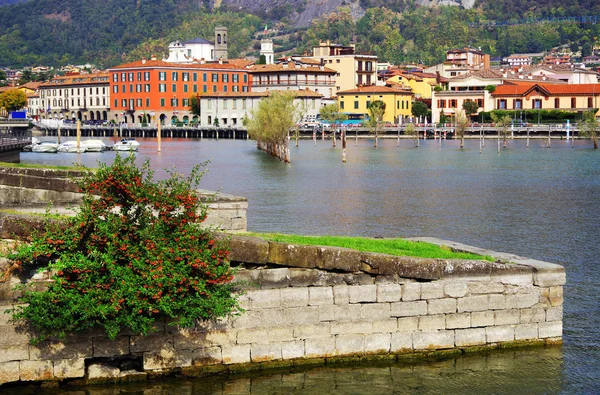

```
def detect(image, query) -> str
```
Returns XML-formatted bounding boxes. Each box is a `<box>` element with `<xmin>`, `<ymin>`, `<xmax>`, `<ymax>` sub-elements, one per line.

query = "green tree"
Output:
<box><xmin>245</xmin><ymin>91</ymin><xmax>300</xmax><ymax>162</ymax></box>
<box><xmin>366</xmin><ymin>100</ymin><xmax>386</xmax><ymax>148</ymax></box>
<box><xmin>412</xmin><ymin>101</ymin><xmax>429</xmax><ymax>120</ymax></box>
<box><xmin>455</xmin><ymin>109</ymin><xmax>470</xmax><ymax>148</ymax></box>
<box><xmin>5</xmin><ymin>155</ymin><xmax>239</xmax><ymax>343</ymax></box>
<box><xmin>320</xmin><ymin>103</ymin><xmax>347</xmax><ymax>147</ymax></box>
<box><xmin>405</xmin><ymin>122</ymin><xmax>419</xmax><ymax>147</ymax></box>
<box><xmin>578</xmin><ymin>110</ymin><xmax>599</xmax><ymax>149</ymax></box>
<box><xmin>491</xmin><ymin>112</ymin><xmax>512</xmax><ymax>149</ymax></box>
<box><xmin>0</xmin><ymin>88</ymin><xmax>27</xmax><ymax>112</ymax></box>
<box><xmin>462</xmin><ymin>100</ymin><xmax>480</xmax><ymax>121</ymax></box>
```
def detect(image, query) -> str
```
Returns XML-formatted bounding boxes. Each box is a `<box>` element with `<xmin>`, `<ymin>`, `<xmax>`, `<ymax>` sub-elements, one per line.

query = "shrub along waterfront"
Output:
<box><xmin>5</xmin><ymin>155</ymin><xmax>240</xmax><ymax>343</ymax></box>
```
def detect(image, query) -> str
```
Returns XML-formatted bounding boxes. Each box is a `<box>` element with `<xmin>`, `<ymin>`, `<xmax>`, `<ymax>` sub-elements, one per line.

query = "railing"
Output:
<box><xmin>0</xmin><ymin>128</ymin><xmax>31</xmax><ymax>151</ymax></box>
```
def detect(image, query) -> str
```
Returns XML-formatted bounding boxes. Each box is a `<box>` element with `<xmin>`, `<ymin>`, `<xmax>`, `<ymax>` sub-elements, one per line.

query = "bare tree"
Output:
<box><xmin>405</xmin><ymin>123</ymin><xmax>419</xmax><ymax>147</ymax></box>
<box><xmin>366</xmin><ymin>100</ymin><xmax>386</xmax><ymax>148</ymax></box>
<box><xmin>455</xmin><ymin>109</ymin><xmax>469</xmax><ymax>148</ymax></box>
<box><xmin>578</xmin><ymin>110</ymin><xmax>599</xmax><ymax>149</ymax></box>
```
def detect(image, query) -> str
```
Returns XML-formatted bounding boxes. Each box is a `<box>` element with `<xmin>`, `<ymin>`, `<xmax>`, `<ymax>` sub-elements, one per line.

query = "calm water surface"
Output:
<box><xmin>19</xmin><ymin>137</ymin><xmax>600</xmax><ymax>394</ymax></box>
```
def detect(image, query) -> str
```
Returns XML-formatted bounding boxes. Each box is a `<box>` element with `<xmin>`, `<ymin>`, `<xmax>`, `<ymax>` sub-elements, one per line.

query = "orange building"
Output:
<box><xmin>108</xmin><ymin>57</ymin><xmax>253</xmax><ymax>125</ymax></box>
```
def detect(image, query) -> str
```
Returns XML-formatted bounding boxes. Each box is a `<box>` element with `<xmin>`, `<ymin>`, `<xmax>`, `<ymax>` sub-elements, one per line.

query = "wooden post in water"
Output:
<box><xmin>76</xmin><ymin>120</ymin><xmax>81</xmax><ymax>152</ymax></box>
<box><xmin>157</xmin><ymin>119</ymin><xmax>162</xmax><ymax>152</ymax></box>
<box><xmin>355</xmin><ymin>129</ymin><xmax>358</xmax><ymax>147</ymax></box>
<box><xmin>497</xmin><ymin>128</ymin><xmax>500</xmax><ymax>153</ymax></box>
<box><xmin>313</xmin><ymin>130</ymin><xmax>316</xmax><ymax>147</ymax></box>
<box><xmin>342</xmin><ymin>129</ymin><xmax>347</xmax><ymax>163</ymax></box>
<box><xmin>527</xmin><ymin>128</ymin><xmax>530</xmax><ymax>148</ymax></box>
<box><xmin>397</xmin><ymin>126</ymin><xmax>400</xmax><ymax>147</ymax></box>
<box><xmin>547</xmin><ymin>128</ymin><xmax>551</xmax><ymax>148</ymax></box>
<box><xmin>57</xmin><ymin>126</ymin><xmax>61</xmax><ymax>144</ymax></box>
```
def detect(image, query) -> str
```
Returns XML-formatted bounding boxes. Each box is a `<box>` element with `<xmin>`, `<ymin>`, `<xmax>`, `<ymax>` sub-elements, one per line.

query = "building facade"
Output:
<box><xmin>337</xmin><ymin>85</ymin><xmax>413</xmax><ymax>124</ymax></box>
<box><xmin>108</xmin><ymin>58</ymin><xmax>252</xmax><ymax>125</ymax></box>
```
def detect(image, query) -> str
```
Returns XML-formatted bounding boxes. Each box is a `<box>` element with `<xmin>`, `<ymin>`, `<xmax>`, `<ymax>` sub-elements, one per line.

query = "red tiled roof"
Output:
<box><xmin>197</xmin><ymin>89</ymin><xmax>322</xmax><ymax>98</ymax></box>
<box><xmin>247</xmin><ymin>62</ymin><xmax>336</xmax><ymax>74</ymax></box>
<box><xmin>493</xmin><ymin>82</ymin><xmax>600</xmax><ymax>96</ymax></box>
<box><xmin>109</xmin><ymin>59</ymin><xmax>249</xmax><ymax>71</ymax></box>
<box><xmin>39</xmin><ymin>72</ymin><xmax>110</xmax><ymax>87</ymax></box>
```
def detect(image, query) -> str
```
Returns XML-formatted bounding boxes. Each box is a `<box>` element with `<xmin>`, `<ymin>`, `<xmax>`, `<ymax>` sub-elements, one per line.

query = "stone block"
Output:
<box><xmin>1</xmin><ymin>325</ymin><xmax>33</xmax><ymax>346</ymax></box>
<box><xmin>391</xmin><ymin>301</ymin><xmax>427</xmax><ymax>317</ymax></box>
<box><xmin>278</xmin><ymin>287</ymin><xmax>309</xmax><ymax>308</ymax></box>
<box><xmin>130</xmin><ymin>335</ymin><xmax>172</xmax><ymax>354</ymax></box>
<box><xmin>428</xmin><ymin>298</ymin><xmax>457</xmax><ymax>315</ymax></box>
<box><xmin>515</xmin><ymin>324</ymin><xmax>538</xmax><ymax>340</ymax></box>
<box><xmin>222</xmin><ymin>344</ymin><xmax>250</xmax><ymax>365</ymax></box>
<box><xmin>505</xmin><ymin>293</ymin><xmax>539</xmax><ymax>309</ymax></box>
<box><xmin>233</xmin><ymin>271</ymin><xmax>261</xmax><ymax>290</ymax></box>
<box><xmin>0</xmin><ymin>306</ymin><xmax>15</xmax><ymax>326</ymax></box>
<box><xmin>336</xmin><ymin>334</ymin><xmax>364</xmax><ymax>355</ymax></box>
<box><xmin>546</xmin><ymin>306</ymin><xmax>563</xmax><ymax>322</ymax></box>
<box><xmin>495</xmin><ymin>309</ymin><xmax>520</xmax><ymax>325</ymax></box>
<box><xmin>20</xmin><ymin>360</ymin><xmax>54</xmax><ymax>381</ymax></box>
<box><xmin>488</xmin><ymin>294</ymin><xmax>506</xmax><ymax>310</ymax></box>
<box><xmin>260</xmin><ymin>269</ymin><xmax>290</xmax><ymax>289</ymax></box>
<box><xmin>418</xmin><ymin>315</ymin><xmax>445</xmax><ymax>331</ymax></box>
<box><xmin>402</xmin><ymin>283</ymin><xmax>421</xmax><ymax>301</ymax></box>
<box><xmin>365</xmin><ymin>333</ymin><xmax>391</xmax><ymax>353</ymax></box>
<box><xmin>92</xmin><ymin>336</ymin><xmax>130</xmax><ymax>357</ymax></box>
<box><xmin>520</xmin><ymin>308</ymin><xmax>546</xmax><ymax>324</ymax></box>
<box><xmin>421</xmin><ymin>283</ymin><xmax>445</xmax><ymax>299</ymax></box>
<box><xmin>348</xmin><ymin>285</ymin><xmax>377</xmax><ymax>303</ymax></box>
<box><xmin>331</xmin><ymin>321</ymin><xmax>372</xmax><ymax>335</ymax></box>
<box><xmin>377</xmin><ymin>283</ymin><xmax>402</xmax><ymax>303</ymax></box>
<box><xmin>486</xmin><ymin>325</ymin><xmax>515</xmax><ymax>343</ymax></box>
<box><xmin>441</xmin><ymin>259</ymin><xmax>492</xmax><ymax>279</ymax></box>
<box><xmin>228</xmin><ymin>236</ymin><xmax>269</xmax><ymax>264</ymax></box>
<box><xmin>87</xmin><ymin>363</ymin><xmax>121</xmax><ymax>382</ymax></box>
<box><xmin>390</xmin><ymin>332</ymin><xmax>413</xmax><ymax>351</ymax></box>
<box><xmin>533</xmin><ymin>270</ymin><xmax>566</xmax><ymax>287</ymax></box>
<box><xmin>457</xmin><ymin>295</ymin><xmax>489</xmax><ymax>312</ymax></box>
<box><xmin>490</xmin><ymin>263</ymin><xmax>533</xmax><ymax>286</ymax></box>
<box><xmin>0</xmin><ymin>345</ymin><xmax>29</xmax><ymax>363</ymax></box>
<box><xmin>281</xmin><ymin>340</ymin><xmax>305</xmax><ymax>360</ymax></box>
<box><xmin>445</xmin><ymin>313</ymin><xmax>471</xmax><ymax>329</ymax></box>
<box><xmin>30</xmin><ymin>340</ymin><xmax>92</xmax><ymax>360</ymax></box>
<box><xmin>316</xmin><ymin>247</ymin><xmax>363</xmax><ymax>272</ymax></box>
<box><xmin>294</xmin><ymin>323</ymin><xmax>331</xmax><ymax>339</ymax></box>
<box><xmin>539</xmin><ymin>321</ymin><xmax>562</xmax><ymax>338</ymax></box>
<box><xmin>372</xmin><ymin>319</ymin><xmax>398</xmax><ymax>333</ymax></box>
<box><xmin>284</xmin><ymin>306</ymin><xmax>320</xmax><ymax>325</ymax></box>
<box><xmin>53</xmin><ymin>358</ymin><xmax>85</xmax><ymax>379</ymax></box>
<box><xmin>268</xmin><ymin>242</ymin><xmax>319</xmax><ymax>269</ymax></box>
<box><xmin>309</xmin><ymin>287</ymin><xmax>334</xmax><ymax>306</ymax></box>
<box><xmin>413</xmin><ymin>331</ymin><xmax>455</xmax><ymax>350</ymax></box>
<box><xmin>333</xmin><ymin>285</ymin><xmax>349</xmax><ymax>305</ymax></box>
<box><xmin>251</xmin><ymin>343</ymin><xmax>282</xmax><ymax>362</ymax></box>
<box><xmin>231</xmin><ymin>309</ymin><xmax>286</xmax><ymax>329</ymax></box>
<box><xmin>247</xmin><ymin>289</ymin><xmax>281</xmax><ymax>310</ymax></box>
<box><xmin>361</xmin><ymin>303</ymin><xmax>391</xmax><ymax>321</ymax></box>
<box><xmin>119</xmin><ymin>369</ymin><xmax>148</xmax><ymax>383</ymax></box>
<box><xmin>191</xmin><ymin>346</ymin><xmax>222</xmax><ymax>366</ymax></box>
<box><xmin>288</xmin><ymin>269</ymin><xmax>320</xmax><ymax>287</ymax></box>
<box><xmin>455</xmin><ymin>328</ymin><xmax>486</xmax><ymax>347</ymax></box>
<box><xmin>471</xmin><ymin>311</ymin><xmax>495</xmax><ymax>328</ymax></box>
<box><xmin>173</xmin><ymin>328</ymin><xmax>235</xmax><ymax>349</ymax></box>
<box><xmin>305</xmin><ymin>337</ymin><xmax>336</xmax><ymax>358</ymax></box>
<box><xmin>0</xmin><ymin>361</ymin><xmax>20</xmax><ymax>384</ymax></box>
<box><xmin>468</xmin><ymin>282</ymin><xmax>504</xmax><ymax>294</ymax></box>
<box><xmin>143</xmin><ymin>346</ymin><xmax>193</xmax><ymax>370</ymax></box>
<box><xmin>397</xmin><ymin>317</ymin><xmax>419</xmax><ymax>332</ymax></box>
<box><xmin>444</xmin><ymin>282</ymin><xmax>468</xmax><ymax>298</ymax></box>
<box><xmin>237</xmin><ymin>327</ymin><xmax>294</xmax><ymax>344</ymax></box>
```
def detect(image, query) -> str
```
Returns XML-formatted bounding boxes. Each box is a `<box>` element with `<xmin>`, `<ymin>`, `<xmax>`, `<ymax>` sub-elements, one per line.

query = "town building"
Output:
<box><xmin>384</xmin><ymin>69</ymin><xmax>443</xmax><ymax>100</ymax></box>
<box><xmin>38</xmin><ymin>72</ymin><xmax>110</xmax><ymax>122</ymax></box>
<box><xmin>165</xmin><ymin>38</ymin><xmax>215</xmax><ymax>63</ymax></box>
<box><xmin>246</xmin><ymin>60</ymin><xmax>336</xmax><ymax>99</ymax></box>
<box><xmin>303</xmin><ymin>41</ymin><xmax>377</xmax><ymax>95</ymax></box>
<box><xmin>336</xmin><ymin>85</ymin><xmax>413</xmax><ymax>124</ymax></box>
<box><xmin>425</xmin><ymin>47</ymin><xmax>490</xmax><ymax>79</ymax></box>
<box><xmin>197</xmin><ymin>89</ymin><xmax>322</xmax><ymax>127</ymax></box>
<box><xmin>503</xmin><ymin>54</ymin><xmax>533</xmax><ymax>67</ymax></box>
<box><xmin>491</xmin><ymin>81</ymin><xmax>600</xmax><ymax>117</ymax></box>
<box><xmin>108</xmin><ymin>57</ymin><xmax>252</xmax><ymax>125</ymax></box>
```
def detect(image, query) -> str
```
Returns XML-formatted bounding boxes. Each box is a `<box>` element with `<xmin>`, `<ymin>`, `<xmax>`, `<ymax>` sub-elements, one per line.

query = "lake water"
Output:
<box><xmin>18</xmin><ymin>136</ymin><xmax>600</xmax><ymax>394</ymax></box>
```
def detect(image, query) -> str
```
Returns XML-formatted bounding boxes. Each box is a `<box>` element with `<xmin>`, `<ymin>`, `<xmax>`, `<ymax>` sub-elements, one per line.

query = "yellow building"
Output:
<box><xmin>337</xmin><ymin>85</ymin><xmax>413</xmax><ymax>124</ymax></box>
<box><xmin>385</xmin><ymin>71</ymin><xmax>438</xmax><ymax>100</ymax></box>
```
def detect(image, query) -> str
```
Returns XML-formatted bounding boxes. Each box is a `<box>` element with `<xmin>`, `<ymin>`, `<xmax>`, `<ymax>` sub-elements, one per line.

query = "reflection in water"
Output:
<box><xmin>19</xmin><ymin>137</ymin><xmax>600</xmax><ymax>392</ymax></box>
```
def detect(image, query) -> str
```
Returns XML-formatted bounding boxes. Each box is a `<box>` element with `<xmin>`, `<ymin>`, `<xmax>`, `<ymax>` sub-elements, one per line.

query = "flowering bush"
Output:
<box><xmin>7</xmin><ymin>155</ymin><xmax>239</xmax><ymax>343</ymax></box>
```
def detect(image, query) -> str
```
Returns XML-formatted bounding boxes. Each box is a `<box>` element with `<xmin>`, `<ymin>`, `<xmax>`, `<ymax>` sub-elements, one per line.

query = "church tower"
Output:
<box><xmin>214</xmin><ymin>26</ymin><xmax>228</xmax><ymax>60</ymax></box>
<box><xmin>260</xmin><ymin>39</ymin><xmax>274</xmax><ymax>64</ymax></box>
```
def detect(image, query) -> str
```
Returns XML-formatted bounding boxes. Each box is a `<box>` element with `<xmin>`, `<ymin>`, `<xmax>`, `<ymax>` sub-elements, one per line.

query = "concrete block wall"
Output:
<box><xmin>0</xmin><ymin>237</ymin><xmax>564</xmax><ymax>386</ymax></box>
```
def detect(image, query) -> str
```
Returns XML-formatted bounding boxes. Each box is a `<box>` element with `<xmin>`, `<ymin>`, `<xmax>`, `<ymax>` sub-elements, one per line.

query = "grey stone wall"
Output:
<box><xmin>0</xmin><ymin>236</ymin><xmax>564</xmax><ymax>386</ymax></box>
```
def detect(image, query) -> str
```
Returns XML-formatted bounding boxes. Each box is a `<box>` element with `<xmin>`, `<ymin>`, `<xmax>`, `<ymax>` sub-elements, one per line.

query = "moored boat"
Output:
<box><xmin>112</xmin><ymin>138</ymin><xmax>140</xmax><ymax>151</ymax></box>
<box><xmin>57</xmin><ymin>141</ymin><xmax>86</xmax><ymax>153</ymax></box>
<box><xmin>31</xmin><ymin>141</ymin><xmax>59</xmax><ymax>153</ymax></box>
<box><xmin>82</xmin><ymin>139</ymin><xmax>107</xmax><ymax>152</ymax></box>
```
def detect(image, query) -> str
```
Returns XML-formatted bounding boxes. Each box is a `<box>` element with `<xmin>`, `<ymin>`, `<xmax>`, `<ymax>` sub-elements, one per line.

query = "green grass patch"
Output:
<box><xmin>248</xmin><ymin>233</ymin><xmax>494</xmax><ymax>261</ymax></box>
<box><xmin>0</xmin><ymin>161</ymin><xmax>82</xmax><ymax>171</ymax></box>
<box><xmin>0</xmin><ymin>208</ymin><xmax>68</xmax><ymax>219</ymax></box>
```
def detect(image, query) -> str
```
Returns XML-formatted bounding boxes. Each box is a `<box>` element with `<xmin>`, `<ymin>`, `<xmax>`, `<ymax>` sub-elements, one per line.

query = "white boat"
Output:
<box><xmin>57</xmin><ymin>141</ymin><xmax>86</xmax><ymax>153</ymax></box>
<box><xmin>112</xmin><ymin>138</ymin><xmax>140</xmax><ymax>151</ymax></box>
<box><xmin>31</xmin><ymin>142</ymin><xmax>59</xmax><ymax>153</ymax></box>
<box><xmin>82</xmin><ymin>139</ymin><xmax>107</xmax><ymax>152</ymax></box>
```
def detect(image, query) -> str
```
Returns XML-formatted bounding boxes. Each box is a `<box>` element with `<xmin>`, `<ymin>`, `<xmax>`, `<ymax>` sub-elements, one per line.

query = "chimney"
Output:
<box><xmin>142</xmin><ymin>58</ymin><xmax>146</xmax><ymax>64</ymax></box>
<box><xmin>151</xmin><ymin>54</ymin><xmax>157</xmax><ymax>61</ymax></box>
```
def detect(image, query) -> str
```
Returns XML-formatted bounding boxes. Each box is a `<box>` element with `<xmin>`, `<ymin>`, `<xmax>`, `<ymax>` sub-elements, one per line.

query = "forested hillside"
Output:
<box><xmin>0</xmin><ymin>0</ymin><xmax>597</xmax><ymax>68</ymax></box>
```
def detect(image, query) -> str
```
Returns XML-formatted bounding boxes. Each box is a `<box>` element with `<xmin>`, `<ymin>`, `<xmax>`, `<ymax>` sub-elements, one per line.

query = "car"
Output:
<box><xmin>512</xmin><ymin>119</ymin><xmax>529</xmax><ymax>127</ymax></box>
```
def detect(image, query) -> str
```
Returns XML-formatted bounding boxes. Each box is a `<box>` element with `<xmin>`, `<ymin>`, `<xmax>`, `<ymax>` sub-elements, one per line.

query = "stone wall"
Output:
<box><xmin>0</xmin><ymin>235</ymin><xmax>564</xmax><ymax>387</ymax></box>
<box><xmin>0</xmin><ymin>166</ymin><xmax>247</xmax><ymax>233</ymax></box>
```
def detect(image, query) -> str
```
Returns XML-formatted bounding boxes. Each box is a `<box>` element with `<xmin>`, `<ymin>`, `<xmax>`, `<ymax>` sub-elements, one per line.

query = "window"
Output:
<box><xmin>243</xmin><ymin>74</ymin><xmax>247</xmax><ymax>83</ymax></box>
<box><xmin>137</xmin><ymin>72</ymin><xmax>142</xmax><ymax>81</ymax></box>
<box><xmin>129</xmin><ymin>84</ymin><xmax>133</xmax><ymax>93</ymax></box>
<box><xmin>354</xmin><ymin>101</ymin><xmax>359</xmax><ymax>109</ymax></box>
<box><xmin>242</xmin><ymin>99</ymin><xmax>246</xmax><ymax>109</ymax></box>
<box><xmin>514</xmin><ymin>99</ymin><xmax>522</xmax><ymax>109</ymax></box>
<box><xmin>146</xmin><ymin>98</ymin><xmax>150</xmax><ymax>107</ymax></box>
<box><xmin>114</xmin><ymin>99</ymin><xmax>118</xmax><ymax>108</ymax></box>
<box><xmin>533</xmin><ymin>99</ymin><xmax>542</xmax><ymax>109</ymax></box>
<box><xmin>193</xmin><ymin>73</ymin><xmax>197</xmax><ymax>82</ymax></box>
<box><xmin>588</xmin><ymin>97</ymin><xmax>593</xmax><ymax>108</ymax></box>
<box><xmin>233</xmin><ymin>85</ymin><xmax>239</xmax><ymax>92</ymax></box>
<box><xmin>160</xmin><ymin>98</ymin><xmax>165</xmax><ymax>106</ymax></box>
<box><xmin>112</xmin><ymin>74</ymin><xmax>118</xmax><ymax>82</ymax></box>
<box><xmin>203</xmin><ymin>73</ymin><xmax>207</xmax><ymax>82</ymax></box>
<box><xmin>121</xmin><ymin>73</ymin><xmax>126</xmax><ymax>82</ymax></box>
<box><xmin>193</xmin><ymin>85</ymin><xmax>197</xmax><ymax>93</ymax></box>
<box><xmin>113</xmin><ymin>85</ymin><xmax>118</xmax><ymax>93</ymax></box>
<box><xmin>159</xmin><ymin>84</ymin><xmax>166</xmax><ymax>92</ymax></box>
<box><xmin>212</xmin><ymin>73</ymin><xmax>218</xmax><ymax>82</ymax></box>
<box><xmin>136</xmin><ymin>98</ymin><xmax>142</xmax><ymax>107</ymax></box>
<box><xmin>183</xmin><ymin>98</ymin><xmax>189</xmax><ymax>107</ymax></box>
<box><xmin>121</xmin><ymin>99</ymin><xmax>127</xmax><ymax>107</ymax></box>
<box><xmin>340</xmin><ymin>101</ymin><xmax>345</xmax><ymax>109</ymax></box>
<box><xmin>203</xmin><ymin>85</ymin><xmax>207</xmax><ymax>93</ymax></box>
<box><xmin>136</xmin><ymin>84</ymin><xmax>142</xmax><ymax>93</ymax></box>
<box><xmin>498</xmin><ymin>99</ymin><xmax>507</xmax><ymax>109</ymax></box>
<box><xmin>172</xmin><ymin>84</ymin><xmax>177</xmax><ymax>92</ymax></box>
<box><xmin>366</xmin><ymin>100</ymin><xmax>371</xmax><ymax>109</ymax></box>
<box><xmin>571</xmin><ymin>97</ymin><xmax>576</xmax><ymax>108</ymax></box>
<box><xmin>182</xmin><ymin>72</ymin><xmax>189</xmax><ymax>82</ymax></box>
<box><xmin>184</xmin><ymin>85</ymin><xmax>188</xmax><ymax>93</ymax></box>
<box><xmin>213</xmin><ymin>85</ymin><xmax>217</xmax><ymax>92</ymax></box>
<box><xmin>171</xmin><ymin>98</ymin><xmax>178</xmax><ymax>107</ymax></box>
<box><xmin>233</xmin><ymin>74</ymin><xmax>239</xmax><ymax>83</ymax></box>
<box><xmin>223</xmin><ymin>100</ymin><xmax>228</xmax><ymax>109</ymax></box>
<box><xmin>172</xmin><ymin>72</ymin><xmax>178</xmax><ymax>81</ymax></box>
<box><xmin>144</xmin><ymin>72</ymin><xmax>150</xmax><ymax>81</ymax></box>
<box><xmin>145</xmin><ymin>84</ymin><xmax>150</xmax><ymax>92</ymax></box>
<box><xmin>128</xmin><ymin>72</ymin><xmax>134</xmax><ymax>82</ymax></box>
<box><xmin>223</xmin><ymin>74</ymin><xmax>229</xmax><ymax>83</ymax></box>
<box><xmin>233</xmin><ymin>99</ymin><xmax>237</xmax><ymax>109</ymax></box>
<box><xmin>223</xmin><ymin>86</ymin><xmax>228</xmax><ymax>92</ymax></box>
<box><xmin>242</xmin><ymin>86</ymin><xmax>248</xmax><ymax>92</ymax></box>
<box><xmin>555</xmin><ymin>98</ymin><xmax>560</xmax><ymax>108</ymax></box>
<box><xmin>159</xmin><ymin>72</ymin><xmax>166</xmax><ymax>81</ymax></box>
<box><xmin>358</xmin><ymin>61</ymin><xmax>363</xmax><ymax>71</ymax></box>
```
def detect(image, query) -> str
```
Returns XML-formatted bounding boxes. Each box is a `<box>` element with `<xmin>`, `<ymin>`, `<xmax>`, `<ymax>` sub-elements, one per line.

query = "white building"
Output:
<box><xmin>165</xmin><ymin>38</ymin><xmax>215</xmax><ymax>63</ymax></box>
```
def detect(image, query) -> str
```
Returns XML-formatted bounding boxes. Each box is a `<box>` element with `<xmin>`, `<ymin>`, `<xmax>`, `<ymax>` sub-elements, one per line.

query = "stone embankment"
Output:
<box><xmin>0</xmin><ymin>229</ymin><xmax>564</xmax><ymax>387</ymax></box>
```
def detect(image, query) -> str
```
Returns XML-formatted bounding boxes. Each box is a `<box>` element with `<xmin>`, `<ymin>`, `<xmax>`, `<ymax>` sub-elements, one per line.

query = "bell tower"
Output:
<box><xmin>214</xmin><ymin>26</ymin><xmax>228</xmax><ymax>60</ymax></box>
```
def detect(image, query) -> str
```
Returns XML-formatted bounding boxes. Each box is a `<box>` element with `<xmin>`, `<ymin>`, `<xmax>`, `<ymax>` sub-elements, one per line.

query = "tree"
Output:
<box><xmin>491</xmin><ymin>112</ymin><xmax>512</xmax><ymax>149</ymax></box>
<box><xmin>320</xmin><ymin>103</ymin><xmax>347</xmax><ymax>147</ymax></box>
<box><xmin>257</xmin><ymin>54</ymin><xmax>267</xmax><ymax>64</ymax></box>
<box><xmin>455</xmin><ymin>109</ymin><xmax>470</xmax><ymax>148</ymax></box>
<box><xmin>412</xmin><ymin>101</ymin><xmax>429</xmax><ymax>120</ymax></box>
<box><xmin>366</xmin><ymin>100</ymin><xmax>386</xmax><ymax>148</ymax></box>
<box><xmin>578</xmin><ymin>110</ymin><xmax>599</xmax><ymax>149</ymax></box>
<box><xmin>0</xmin><ymin>88</ymin><xmax>27</xmax><ymax>113</ymax></box>
<box><xmin>405</xmin><ymin>122</ymin><xmax>419</xmax><ymax>147</ymax></box>
<box><xmin>462</xmin><ymin>100</ymin><xmax>479</xmax><ymax>121</ymax></box>
<box><xmin>5</xmin><ymin>155</ymin><xmax>239</xmax><ymax>343</ymax></box>
<box><xmin>485</xmin><ymin>85</ymin><xmax>497</xmax><ymax>93</ymax></box>
<box><xmin>245</xmin><ymin>91</ymin><xmax>300</xmax><ymax>162</ymax></box>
